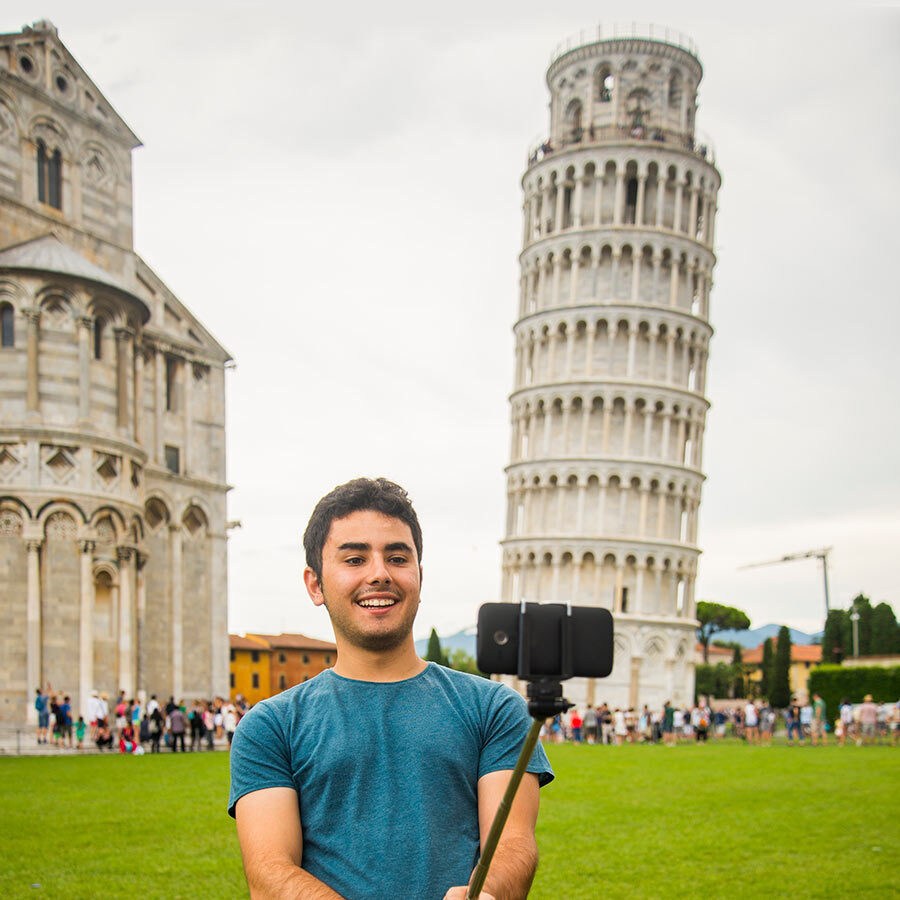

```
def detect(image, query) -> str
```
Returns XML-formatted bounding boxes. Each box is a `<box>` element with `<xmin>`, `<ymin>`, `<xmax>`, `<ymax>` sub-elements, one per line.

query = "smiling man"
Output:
<box><xmin>228</xmin><ymin>477</ymin><xmax>553</xmax><ymax>900</ymax></box>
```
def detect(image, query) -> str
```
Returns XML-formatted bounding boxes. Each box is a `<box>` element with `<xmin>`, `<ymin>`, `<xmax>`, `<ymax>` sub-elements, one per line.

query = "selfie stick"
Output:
<box><xmin>466</xmin><ymin>605</ymin><xmax>574</xmax><ymax>900</ymax></box>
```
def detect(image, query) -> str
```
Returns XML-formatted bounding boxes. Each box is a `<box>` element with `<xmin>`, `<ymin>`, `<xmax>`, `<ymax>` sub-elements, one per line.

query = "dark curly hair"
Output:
<box><xmin>302</xmin><ymin>477</ymin><xmax>423</xmax><ymax>581</ymax></box>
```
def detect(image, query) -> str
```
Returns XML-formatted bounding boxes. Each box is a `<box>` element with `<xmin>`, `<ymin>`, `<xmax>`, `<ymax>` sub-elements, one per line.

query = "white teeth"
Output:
<box><xmin>359</xmin><ymin>598</ymin><xmax>397</xmax><ymax>607</ymax></box>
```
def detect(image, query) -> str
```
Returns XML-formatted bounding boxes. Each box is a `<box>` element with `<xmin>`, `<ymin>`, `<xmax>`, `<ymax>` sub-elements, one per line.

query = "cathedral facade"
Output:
<box><xmin>0</xmin><ymin>21</ymin><xmax>231</xmax><ymax>724</ymax></box>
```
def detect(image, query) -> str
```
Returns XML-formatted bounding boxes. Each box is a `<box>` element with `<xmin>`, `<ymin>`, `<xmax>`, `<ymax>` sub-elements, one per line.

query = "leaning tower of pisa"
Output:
<box><xmin>500</xmin><ymin>27</ymin><xmax>720</xmax><ymax>710</ymax></box>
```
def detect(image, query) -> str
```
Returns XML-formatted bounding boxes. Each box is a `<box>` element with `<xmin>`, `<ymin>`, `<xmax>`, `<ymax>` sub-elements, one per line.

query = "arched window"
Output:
<box><xmin>668</xmin><ymin>71</ymin><xmax>683</xmax><ymax>109</ymax></box>
<box><xmin>564</xmin><ymin>99</ymin><xmax>583</xmax><ymax>142</ymax></box>
<box><xmin>0</xmin><ymin>303</ymin><xmax>13</xmax><ymax>347</ymax></box>
<box><xmin>596</xmin><ymin>65</ymin><xmax>613</xmax><ymax>102</ymax></box>
<box><xmin>36</xmin><ymin>139</ymin><xmax>63</xmax><ymax>210</ymax></box>
<box><xmin>93</xmin><ymin>317</ymin><xmax>105</xmax><ymax>359</ymax></box>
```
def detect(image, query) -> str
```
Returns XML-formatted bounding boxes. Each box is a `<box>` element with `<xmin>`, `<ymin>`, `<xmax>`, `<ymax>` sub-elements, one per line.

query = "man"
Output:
<box><xmin>229</xmin><ymin>478</ymin><xmax>552</xmax><ymax>899</ymax></box>
<box><xmin>743</xmin><ymin>700</ymin><xmax>759</xmax><ymax>744</ymax></box>
<box><xmin>859</xmin><ymin>694</ymin><xmax>878</xmax><ymax>745</ymax></box>
<box><xmin>34</xmin><ymin>687</ymin><xmax>49</xmax><ymax>745</ymax></box>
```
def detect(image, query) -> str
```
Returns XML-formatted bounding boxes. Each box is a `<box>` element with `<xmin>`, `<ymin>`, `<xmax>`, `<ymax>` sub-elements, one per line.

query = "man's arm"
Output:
<box><xmin>234</xmin><ymin>787</ymin><xmax>345</xmax><ymax>900</ymax></box>
<box><xmin>444</xmin><ymin>770</ymin><xmax>541</xmax><ymax>900</ymax></box>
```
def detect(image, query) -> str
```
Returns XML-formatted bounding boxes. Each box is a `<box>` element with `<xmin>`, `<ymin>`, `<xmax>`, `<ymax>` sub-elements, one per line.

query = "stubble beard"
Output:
<box><xmin>323</xmin><ymin>590</ymin><xmax>420</xmax><ymax>653</ymax></box>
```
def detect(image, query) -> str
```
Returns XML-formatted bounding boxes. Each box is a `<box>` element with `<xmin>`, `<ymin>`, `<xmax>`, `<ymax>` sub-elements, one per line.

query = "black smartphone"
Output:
<box><xmin>476</xmin><ymin>602</ymin><xmax>614</xmax><ymax>679</ymax></box>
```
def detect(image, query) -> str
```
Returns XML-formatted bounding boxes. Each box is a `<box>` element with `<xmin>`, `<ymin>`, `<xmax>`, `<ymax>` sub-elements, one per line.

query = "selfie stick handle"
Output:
<box><xmin>465</xmin><ymin>717</ymin><xmax>543</xmax><ymax>900</ymax></box>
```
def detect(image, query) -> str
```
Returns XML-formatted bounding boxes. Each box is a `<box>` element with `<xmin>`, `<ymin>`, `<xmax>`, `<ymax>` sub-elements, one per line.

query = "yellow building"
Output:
<box><xmin>229</xmin><ymin>634</ymin><xmax>271</xmax><ymax>705</ymax></box>
<box><xmin>744</xmin><ymin>641</ymin><xmax>822</xmax><ymax>700</ymax></box>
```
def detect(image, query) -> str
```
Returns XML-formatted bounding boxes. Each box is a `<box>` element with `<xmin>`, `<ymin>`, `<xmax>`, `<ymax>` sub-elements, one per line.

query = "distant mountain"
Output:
<box><xmin>418</xmin><ymin>622</ymin><xmax>822</xmax><ymax>657</ymax></box>
<box><xmin>415</xmin><ymin>626</ymin><xmax>477</xmax><ymax>658</ymax></box>
<box><xmin>714</xmin><ymin>623</ymin><xmax>822</xmax><ymax>648</ymax></box>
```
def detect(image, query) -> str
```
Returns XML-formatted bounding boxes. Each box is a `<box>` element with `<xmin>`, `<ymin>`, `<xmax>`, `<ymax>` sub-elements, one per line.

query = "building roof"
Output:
<box><xmin>744</xmin><ymin>641</ymin><xmax>822</xmax><ymax>665</ymax></box>
<box><xmin>0</xmin><ymin>20</ymin><xmax>142</xmax><ymax>149</ymax></box>
<box><xmin>0</xmin><ymin>234</ymin><xmax>150</xmax><ymax>322</ymax></box>
<box><xmin>249</xmin><ymin>632</ymin><xmax>337</xmax><ymax>652</ymax></box>
<box><xmin>696</xmin><ymin>642</ymin><xmax>735</xmax><ymax>660</ymax></box>
<box><xmin>229</xmin><ymin>634</ymin><xmax>272</xmax><ymax>651</ymax></box>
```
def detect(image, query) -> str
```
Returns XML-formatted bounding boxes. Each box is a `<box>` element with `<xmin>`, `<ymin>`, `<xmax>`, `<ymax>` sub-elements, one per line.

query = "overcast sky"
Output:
<box><xmin>6</xmin><ymin>1</ymin><xmax>898</xmax><ymax>640</ymax></box>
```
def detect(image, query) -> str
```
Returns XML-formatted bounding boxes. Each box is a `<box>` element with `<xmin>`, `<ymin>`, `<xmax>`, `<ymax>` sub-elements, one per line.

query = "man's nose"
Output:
<box><xmin>367</xmin><ymin>555</ymin><xmax>391</xmax><ymax>583</ymax></box>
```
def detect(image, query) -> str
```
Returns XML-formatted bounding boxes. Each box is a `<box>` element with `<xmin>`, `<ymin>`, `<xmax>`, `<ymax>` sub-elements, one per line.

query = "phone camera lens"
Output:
<box><xmin>493</xmin><ymin>630</ymin><xmax>509</xmax><ymax>646</ymax></box>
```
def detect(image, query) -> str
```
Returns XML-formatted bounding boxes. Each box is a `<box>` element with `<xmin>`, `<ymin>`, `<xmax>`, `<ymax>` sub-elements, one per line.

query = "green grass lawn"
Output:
<box><xmin>0</xmin><ymin>743</ymin><xmax>896</xmax><ymax>898</ymax></box>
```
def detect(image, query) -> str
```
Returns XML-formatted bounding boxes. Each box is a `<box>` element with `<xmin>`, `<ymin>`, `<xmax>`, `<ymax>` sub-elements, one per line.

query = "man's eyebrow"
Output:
<box><xmin>385</xmin><ymin>542</ymin><xmax>413</xmax><ymax>554</ymax></box>
<box><xmin>337</xmin><ymin>542</ymin><xmax>370</xmax><ymax>552</ymax></box>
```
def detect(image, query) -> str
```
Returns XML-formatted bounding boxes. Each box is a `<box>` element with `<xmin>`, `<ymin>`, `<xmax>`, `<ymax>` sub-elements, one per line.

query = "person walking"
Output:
<box><xmin>150</xmin><ymin>707</ymin><xmax>164</xmax><ymax>753</ymax></box>
<box><xmin>168</xmin><ymin>707</ymin><xmax>186</xmax><ymax>752</ymax></box>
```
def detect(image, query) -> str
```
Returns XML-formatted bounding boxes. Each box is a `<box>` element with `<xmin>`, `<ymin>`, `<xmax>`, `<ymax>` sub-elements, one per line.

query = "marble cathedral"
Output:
<box><xmin>0</xmin><ymin>21</ymin><xmax>231</xmax><ymax>724</ymax></box>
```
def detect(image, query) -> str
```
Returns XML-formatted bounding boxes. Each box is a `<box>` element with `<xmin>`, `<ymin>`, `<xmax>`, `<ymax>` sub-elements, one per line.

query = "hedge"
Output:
<box><xmin>807</xmin><ymin>665</ymin><xmax>900</xmax><ymax>723</ymax></box>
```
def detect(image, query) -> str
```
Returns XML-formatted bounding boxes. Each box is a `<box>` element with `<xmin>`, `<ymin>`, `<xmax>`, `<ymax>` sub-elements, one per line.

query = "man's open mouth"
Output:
<box><xmin>357</xmin><ymin>597</ymin><xmax>398</xmax><ymax>608</ymax></box>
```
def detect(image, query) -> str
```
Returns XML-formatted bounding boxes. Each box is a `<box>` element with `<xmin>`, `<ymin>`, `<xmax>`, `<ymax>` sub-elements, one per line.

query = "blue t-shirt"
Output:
<box><xmin>228</xmin><ymin>663</ymin><xmax>553</xmax><ymax>900</ymax></box>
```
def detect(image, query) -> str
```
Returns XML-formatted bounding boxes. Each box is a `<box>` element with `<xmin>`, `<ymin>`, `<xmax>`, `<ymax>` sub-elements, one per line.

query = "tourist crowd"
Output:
<box><xmin>33</xmin><ymin>686</ymin><xmax>246</xmax><ymax>754</ymax></box>
<box><xmin>540</xmin><ymin>696</ymin><xmax>900</xmax><ymax>746</ymax></box>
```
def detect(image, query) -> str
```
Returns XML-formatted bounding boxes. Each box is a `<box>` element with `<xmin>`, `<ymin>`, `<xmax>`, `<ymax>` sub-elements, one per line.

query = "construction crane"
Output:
<box><xmin>739</xmin><ymin>547</ymin><xmax>832</xmax><ymax>616</ymax></box>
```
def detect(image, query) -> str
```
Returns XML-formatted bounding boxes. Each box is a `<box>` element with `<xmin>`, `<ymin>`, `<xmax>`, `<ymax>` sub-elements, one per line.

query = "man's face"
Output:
<box><xmin>304</xmin><ymin>510</ymin><xmax>422</xmax><ymax>653</ymax></box>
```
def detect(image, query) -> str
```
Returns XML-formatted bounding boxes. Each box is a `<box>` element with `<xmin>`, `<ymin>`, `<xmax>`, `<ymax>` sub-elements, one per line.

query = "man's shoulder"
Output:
<box><xmin>423</xmin><ymin>664</ymin><xmax>511</xmax><ymax>701</ymax></box>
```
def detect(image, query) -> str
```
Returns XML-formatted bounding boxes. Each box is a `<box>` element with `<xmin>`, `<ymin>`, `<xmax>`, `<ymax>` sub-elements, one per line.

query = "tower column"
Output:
<box><xmin>635</xmin><ymin>174</ymin><xmax>647</xmax><ymax>227</ymax></box>
<box><xmin>613</xmin><ymin>171</ymin><xmax>625</xmax><ymax>225</ymax></box>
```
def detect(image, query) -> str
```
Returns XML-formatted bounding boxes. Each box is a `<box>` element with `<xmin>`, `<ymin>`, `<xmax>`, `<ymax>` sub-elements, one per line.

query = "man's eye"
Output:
<box><xmin>345</xmin><ymin>556</ymin><xmax>364</xmax><ymax>565</ymax></box>
<box><xmin>388</xmin><ymin>556</ymin><xmax>408</xmax><ymax>564</ymax></box>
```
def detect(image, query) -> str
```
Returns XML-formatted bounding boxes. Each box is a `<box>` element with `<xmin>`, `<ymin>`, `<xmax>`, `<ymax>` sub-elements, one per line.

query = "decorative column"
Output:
<box><xmin>154</xmin><ymin>348</ymin><xmax>165</xmax><ymax>464</ymax></box>
<box><xmin>117</xmin><ymin>547</ymin><xmax>134</xmax><ymax>696</ymax></box>
<box><xmin>133</xmin><ymin>344</ymin><xmax>144</xmax><ymax>443</ymax></box>
<box><xmin>79</xmin><ymin>540</ymin><xmax>95</xmax><ymax>718</ymax></box>
<box><xmin>77</xmin><ymin>315</ymin><xmax>92</xmax><ymax>422</ymax></box>
<box><xmin>25</xmin><ymin>307</ymin><xmax>40</xmax><ymax>413</ymax></box>
<box><xmin>169</xmin><ymin>523</ymin><xmax>184</xmax><ymax>701</ymax></box>
<box><xmin>25</xmin><ymin>539</ymin><xmax>42</xmax><ymax>724</ymax></box>
<box><xmin>184</xmin><ymin>360</ymin><xmax>194</xmax><ymax>476</ymax></box>
<box><xmin>115</xmin><ymin>326</ymin><xmax>132</xmax><ymax>429</ymax></box>
<box><xmin>210</xmin><ymin>528</ymin><xmax>229</xmax><ymax>698</ymax></box>
<box><xmin>135</xmin><ymin>552</ymin><xmax>147</xmax><ymax>700</ymax></box>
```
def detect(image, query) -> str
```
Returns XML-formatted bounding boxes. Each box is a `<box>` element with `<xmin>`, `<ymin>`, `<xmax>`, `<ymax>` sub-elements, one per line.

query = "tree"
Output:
<box><xmin>870</xmin><ymin>602</ymin><xmax>900</xmax><ymax>655</ymax></box>
<box><xmin>446</xmin><ymin>648</ymin><xmax>487</xmax><ymax>677</ymax></box>
<box><xmin>731</xmin><ymin>645</ymin><xmax>745</xmax><ymax>699</ymax></box>
<box><xmin>760</xmin><ymin>637</ymin><xmax>774</xmax><ymax>699</ymax></box>
<box><xmin>696</xmin><ymin>601</ymin><xmax>751</xmax><ymax>662</ymax></box>
<box><xmin>425</xmin><ymin>628</ymin><xmax>448</xmax><ymax>666</ymax></box>
<box><xmin>770</xmin><ymin>625</ymin><xmax>792</xmax><ymax>708</ymax></box>
<box><xmin>822</xmin><ymin>609</ymin><xmax>847</xmax><ymax>664</ymax></box>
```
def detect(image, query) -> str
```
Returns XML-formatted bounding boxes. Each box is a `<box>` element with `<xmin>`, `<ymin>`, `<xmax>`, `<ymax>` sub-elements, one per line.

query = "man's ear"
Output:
<box><xmin>303</xmin><ymin>567</ymin><xmax>326</xmax><ymax>607</ymax></box>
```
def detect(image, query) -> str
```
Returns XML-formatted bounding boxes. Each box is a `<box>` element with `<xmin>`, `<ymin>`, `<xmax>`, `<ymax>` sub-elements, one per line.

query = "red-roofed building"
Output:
<box><xmin>229</xmin><ymin>632</ymin><xmax>337</xmax><ymax>704</ymax></box>
<box><xmin>249</xmin><ymin>633</ymin><xmax>337</xmax><ymax>697</ymax></box>
<box><xmin>694</xmin><ymin>642</ymin><xmax>737</xmax><ymax>665</ymax></box>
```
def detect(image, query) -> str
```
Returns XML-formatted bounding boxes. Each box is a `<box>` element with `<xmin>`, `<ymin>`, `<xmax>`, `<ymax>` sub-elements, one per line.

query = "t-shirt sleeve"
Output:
<box><xmin>479</xmin><ymin>686</ymin><xmax>554</xmax><ymax>787</ymax></box>
<box><xmin>227</xmin><ymin>702</ymin><xmax>296</xmax><ymax>817</ymax></box>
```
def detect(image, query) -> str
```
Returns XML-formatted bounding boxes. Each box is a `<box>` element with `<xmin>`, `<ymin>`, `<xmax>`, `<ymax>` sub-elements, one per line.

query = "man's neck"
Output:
<box><xmin>331</xmin><ymin>639</ymin><xmax>427</xmax><ymax>682</ymax></box>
